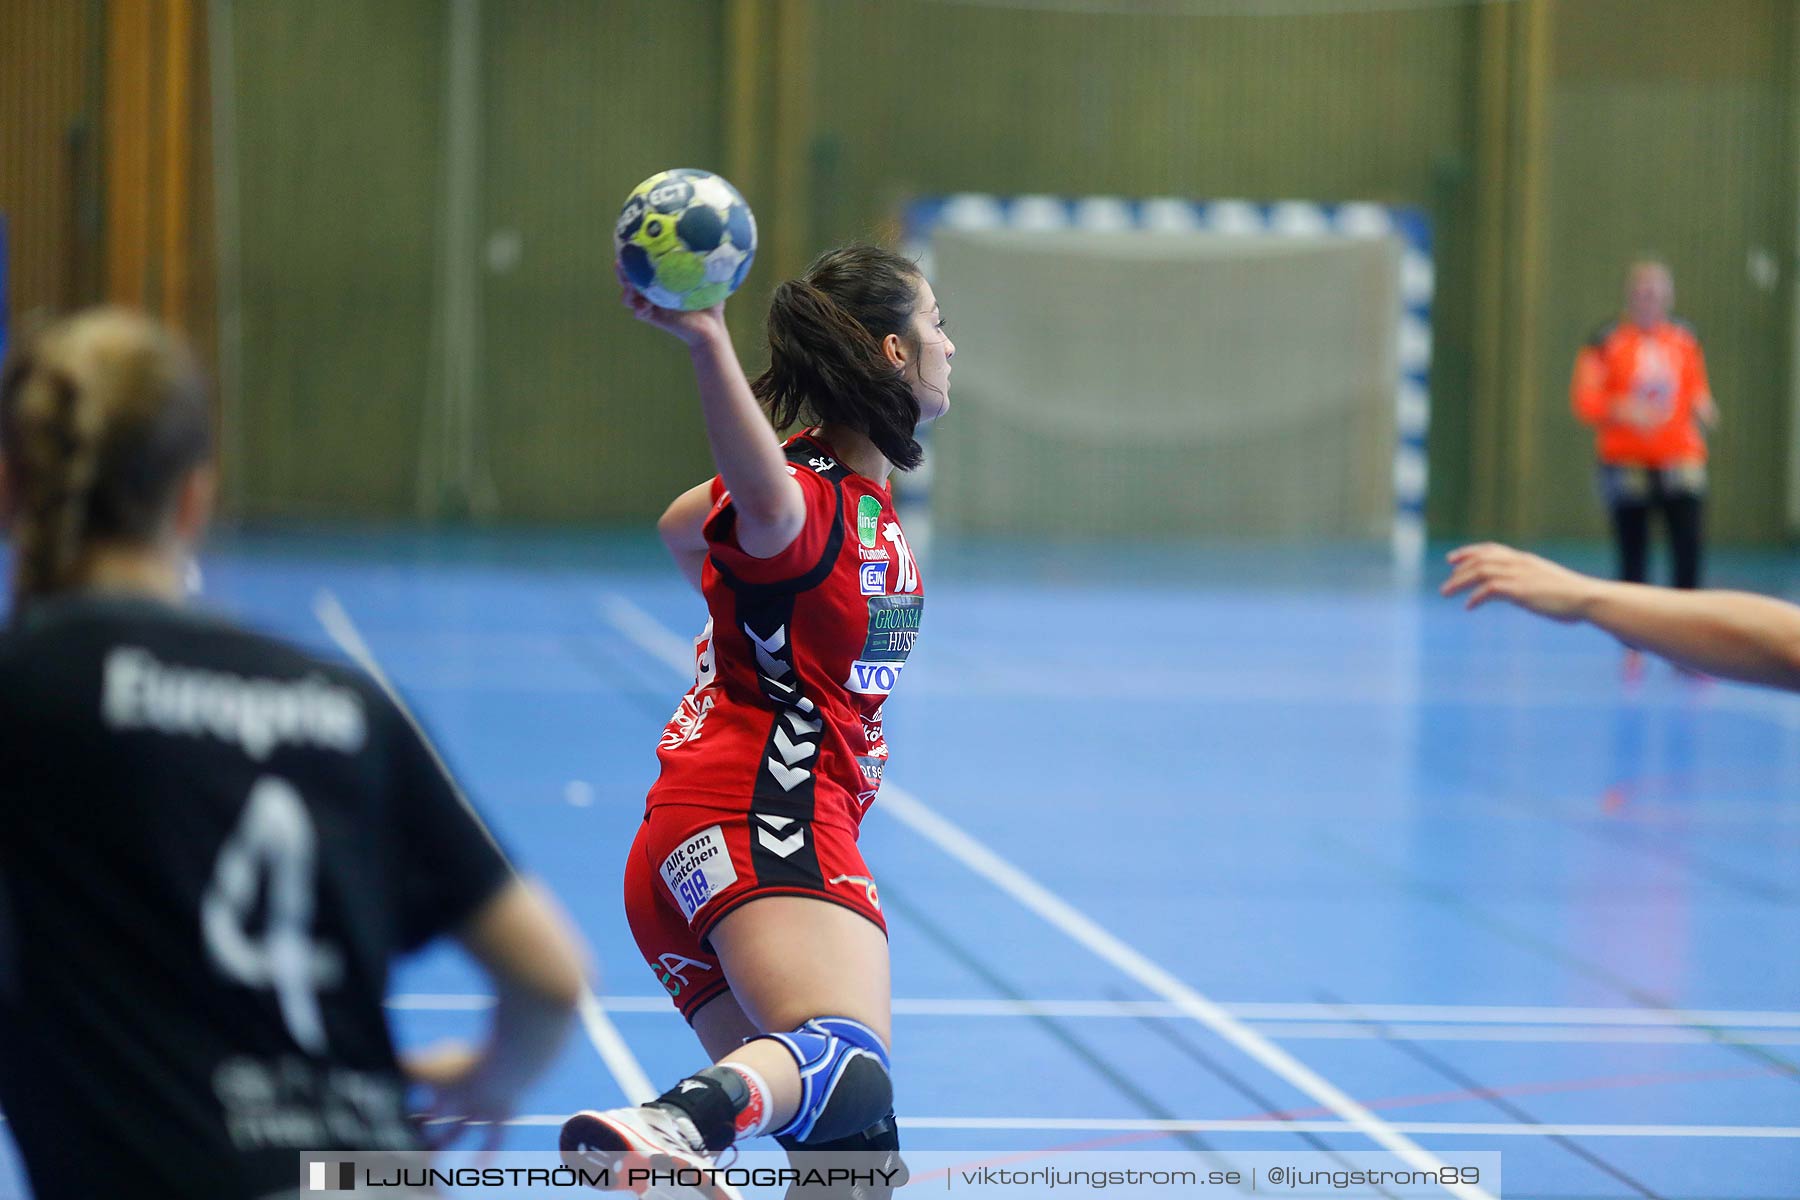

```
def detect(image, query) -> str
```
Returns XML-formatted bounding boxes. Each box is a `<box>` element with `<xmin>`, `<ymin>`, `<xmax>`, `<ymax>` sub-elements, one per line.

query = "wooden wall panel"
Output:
<box><xmin>0</xmin><ymin>0</ymin><xmax>101</xmax><ymax>325</ymax></box>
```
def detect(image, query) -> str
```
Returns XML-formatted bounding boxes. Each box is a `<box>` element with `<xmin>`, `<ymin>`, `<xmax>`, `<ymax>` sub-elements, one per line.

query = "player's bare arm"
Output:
<box><xmin>616</xmin><ymin>259</ymin><xmax>804</xmax><ymax>561</ymax></box>
<box><xmin>658</xmin><ymin>481</ymin><xmax>716</xmax><ymax>593</ymax></box>
<box><xmin>1444</xmin><ymin>542</ymin><xmax>1800</xmax><ymax>689</ymax></box>
<box><xmin>409</xmin><ymin>878</ymin><xmax>587</xmax><ymax>1150</ymax></box>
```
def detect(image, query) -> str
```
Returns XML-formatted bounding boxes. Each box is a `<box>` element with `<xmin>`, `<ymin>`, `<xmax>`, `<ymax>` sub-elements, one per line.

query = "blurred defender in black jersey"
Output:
<box><xmin>0</xmin><ymin>309</ymin><xmax>588</xmax><ymax>1198</ymax></box>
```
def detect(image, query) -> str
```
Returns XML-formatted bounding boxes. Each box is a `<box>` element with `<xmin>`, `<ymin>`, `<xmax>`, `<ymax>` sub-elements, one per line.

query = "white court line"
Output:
<box><xmin>602</xmin><ymin>595</ymin><xmax>1493</xmax><ymax>1200</ymax></box>
<box><xmin>901</xmin><ymin>1117</ymin><xmax>1800</xmax><ymax>1140</ymax></box>
<box><xmin>600</xmin><ymin>594</ymin><xmax>697</xmax><ymax>673</ymax></box>
<box><xmin>486</xmin><ymin>1114</ymin><xmax>1800</xmax><ymax>1139</ymax></box>
<box><xmin>1229</xmin><ymin>1024</ymin><xmax>1800</xmax><ymax>1047</ymax></box>
<box><xmin>390</xmin><ymin>992</ymin><xmax>1800</xmax><ymax>1027</ymax></box>
<box><xmin>315</xmin><ymin>589</ymin><xmax>656</xmax><ymax>1104</ymax></box>
<box><xmin>576</xmin><ymin>991</ymin><xmax>654</xmax><ymax>1103</ymax></box>
<box><xmin>882</xmin><ymin>786</ymin><xmax>1475</xmax><ymax>1200</ymax></box>
<box><xmin>391</xmin><ymin>994</ymin><xmax>503</xmax><ymax>1010</ymax></box>
<box><xmin>385</xmin><ymin>994</ymin><xmax>1800</xmax><ymax>1045</ymax></box>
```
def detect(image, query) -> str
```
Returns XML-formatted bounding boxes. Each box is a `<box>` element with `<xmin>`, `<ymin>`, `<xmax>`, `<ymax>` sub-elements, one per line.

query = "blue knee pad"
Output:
<box><xmin>760</xmin><ymin>1017</ymin><xmax>893</xmax><ymax>1143</ymax></box>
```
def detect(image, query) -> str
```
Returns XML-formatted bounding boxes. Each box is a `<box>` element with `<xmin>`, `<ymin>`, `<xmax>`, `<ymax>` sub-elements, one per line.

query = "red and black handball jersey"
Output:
<box><xmin>648</xmin><ymin>430</ymin><xmax>924</xmax><ymax>837</ymax></box>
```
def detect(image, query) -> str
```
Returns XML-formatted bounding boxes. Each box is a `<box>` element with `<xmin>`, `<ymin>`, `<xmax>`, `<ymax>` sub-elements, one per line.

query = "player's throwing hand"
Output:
<box><xmin>1441</xmin><ymin>543</ymin><xmax>1602</xmax><ymax>621</ymax></box>
<box><xmin>616</xmin><ymin>259</ymin><xmax>725</xmax><ymax>347</ymax></box>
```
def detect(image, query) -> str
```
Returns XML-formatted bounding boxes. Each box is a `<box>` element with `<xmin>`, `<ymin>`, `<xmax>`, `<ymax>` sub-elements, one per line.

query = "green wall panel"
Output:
<box><xmin>478</xmin><ymin>0</ymin><xmax>724</xmax><ymax>521</ymax></box>
<box><xmin>1533</xmin><ymin>0</ymin><xmax>1794</xmax><ymax>543</ymax></box>
<box><xmin>216</xmin><ymin>0</ymin><xmax>1798</xmax><ymax>538</ymax></box>
<box><xmin>230</xmin><ymin>0</ymin><xmax>445</xmax><ymax>517</ymax></box>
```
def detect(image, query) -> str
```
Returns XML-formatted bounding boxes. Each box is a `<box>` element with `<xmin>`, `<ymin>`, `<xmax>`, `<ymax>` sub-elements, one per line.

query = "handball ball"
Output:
<box><xmin>615</xmin><ymin>169</ymin><xmax>757</xmax><ymax>311</ymax></box>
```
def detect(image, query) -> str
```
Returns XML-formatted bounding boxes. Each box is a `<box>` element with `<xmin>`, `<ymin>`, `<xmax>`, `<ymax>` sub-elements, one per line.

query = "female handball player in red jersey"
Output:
<box><xmin>0</xmin><ymin>310</ymin><xmax>589</xmax><ymax>1199</ymax></box>
<box><xmin>562</xmin><ymin>245</ymin><xmax>951</xmax><ymax>1200</ymax></box>
<box><xmin>1446</xmin><ymin>542</ymin><xmax>1800</xmax><ymax>691</ymax></box>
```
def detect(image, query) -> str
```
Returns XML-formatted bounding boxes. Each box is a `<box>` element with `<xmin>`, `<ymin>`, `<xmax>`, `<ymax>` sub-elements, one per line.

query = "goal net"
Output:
<box><xmin>906</xmin><ymin>198</ymin><xmax>1429</xmax><ymax>561</ymax></box>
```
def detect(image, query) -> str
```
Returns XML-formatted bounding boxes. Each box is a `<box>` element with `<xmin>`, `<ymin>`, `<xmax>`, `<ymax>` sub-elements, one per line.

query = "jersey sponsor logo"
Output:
<box><xmin>828</xmin><ymin>873</ymin><xmax>881</xmax><ymax>910</ymax></box>
<box><xmin>662</xmin><ymin>620</ymin><xmax>719</xmax><ymax>749</ymax></box>
<box><xmin>213</xmin><ymin>1055</ymin><xmax>411</xmax><ymax>1152</ymax></box>
<box><xmin>653</xmin><ymin>952</ymin><xmax>714</xmax><ymax>998</ymax></box>
<box><xmin>845</xmin><ymin>660</ymin><xmax>905</xmax><ymax>695</ymax></box>
<box><xmin>859</xmin><ymin>561</ymin><xmax>888</xmax><ymax>596</ymax></box>
<box><xmin>855</xmin><ymin>754</ymin><xmax>885</xmax><ymax>804</ymax></box>
<box><xmin>660</xmin><ymin>692</ymin><xmax>714</xmax><ymax>750</ymax></box>
<box><xmin>857</xmin><ymin>495</ymin><xmax>883</xmax><ymax>547</ymax></box>
<box><xmin>860</xmin><ymin>594</ymin><xmax>922</xmax><ymax>662</ymax></box>
<box><xmin>882</xmin><ymin>520</ymin><xmax>919</xmax><ymax>593</ymax></box>
<box><xmin>102</xmin><ymin>646</ymin><xmax>367</xmax><ymax>760</ymax></box>
<box><xmin>660</xmin><ymin>825</ymin><xmax>739</xmax><ymax>921</ymax></box>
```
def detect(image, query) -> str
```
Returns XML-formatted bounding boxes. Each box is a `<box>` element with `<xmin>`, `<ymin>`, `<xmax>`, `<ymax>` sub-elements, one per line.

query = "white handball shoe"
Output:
<box><xmin>559</xmin><ymin>1104</ymin><xmax>744</xmax><ymax>1200</ymax></box>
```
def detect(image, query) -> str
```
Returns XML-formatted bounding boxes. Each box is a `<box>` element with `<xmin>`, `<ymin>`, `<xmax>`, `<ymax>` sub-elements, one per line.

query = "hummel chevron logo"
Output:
<box><xmin>756</xmin><ymin>815</ymin><xmax>806</xmax><ymax>857</ymax></box>
<box><xmin>757</xmin><ymin>814</ymin><xmax>795</xmax><ymax>831</ymax></box>
<box><xmin>679</xmin><ymin>1079</ymin><xmax>707</xmax><ymax>1093</ymax></box>
<box><xmin>761</xmin><ymin>674</ymin><xmax>797</xmax><ymax>701</ymax></box>
<box><xmin>754</xmin><ymin>643</ymin><xmax>788</xmax><ymax>679</ymax></box>
<box><xmin>784</xmin><ymin>710</ymin><xmax>823</xmax><ymax>736</ymax></box>
<box><xmin>745</xmin><ymin>624</ymin><xmax>792</xmax><ymax>681</ymax></box>
<box><xmin>772</xmin><ymin>725</ymin><xmax>817</xmax><ymax>766</ymax></box>
<box><xmin>766</xmin><ymin>759</ymin><xmax>811</xmax><ymax>792</ymax></box>
<box><xmin>743</xmin><ymin>624</ymin><xmax>787</xmax><ymax>654</ymax></box>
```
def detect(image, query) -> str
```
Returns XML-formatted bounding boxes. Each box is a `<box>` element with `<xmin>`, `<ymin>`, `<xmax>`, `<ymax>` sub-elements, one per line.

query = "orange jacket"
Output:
<box><xmin>1571</xmin><ymin>319</ymin><xmax>1712</xmax><ymax>467</ymax></box>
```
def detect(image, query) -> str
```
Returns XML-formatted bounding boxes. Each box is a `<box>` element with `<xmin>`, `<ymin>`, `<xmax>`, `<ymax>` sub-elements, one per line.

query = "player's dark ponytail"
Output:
<box><xmin>752</xmin><ymin>245</ymin><xmax>925</xmax><ymax>472</ymax></box>
<box><xmin>0</xmin><ymin>309</ymin><xmax>211</xmax><ymax>607</ymax></box>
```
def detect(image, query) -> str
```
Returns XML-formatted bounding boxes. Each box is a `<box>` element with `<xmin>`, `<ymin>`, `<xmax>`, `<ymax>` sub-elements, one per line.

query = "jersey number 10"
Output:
<box><xmin>200</xmin><ymin>777</ymin><xmax>344</xmax><ymax>1055</ymax></box>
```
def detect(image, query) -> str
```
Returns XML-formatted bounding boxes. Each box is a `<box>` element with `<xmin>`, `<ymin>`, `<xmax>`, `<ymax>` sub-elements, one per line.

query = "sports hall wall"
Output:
<box><xmin>2</xmin><ymin>0</ymin><xmax>1795</xmax><ymax>542</ymax></box>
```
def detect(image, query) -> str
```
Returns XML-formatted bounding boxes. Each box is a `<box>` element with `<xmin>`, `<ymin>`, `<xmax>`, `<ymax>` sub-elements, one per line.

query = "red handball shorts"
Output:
<box><xmin>623</xmin><ymin>803</ymin><xmax>888</xmax><ymax>1022</ymax></box>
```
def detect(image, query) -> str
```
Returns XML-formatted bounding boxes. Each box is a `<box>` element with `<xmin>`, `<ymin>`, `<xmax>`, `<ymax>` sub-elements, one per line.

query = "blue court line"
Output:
<box><xmin>1318</xmin><ymin>830</ymin><xmax>1800</xmax><ymax>1084</ymax></box>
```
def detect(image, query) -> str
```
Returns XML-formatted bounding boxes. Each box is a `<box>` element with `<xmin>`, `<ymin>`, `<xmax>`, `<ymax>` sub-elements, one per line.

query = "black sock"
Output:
<box><xmin>652</xmin><ymin>1066</ymin><xmax>752</xmax><ymax>1154</ymax></box>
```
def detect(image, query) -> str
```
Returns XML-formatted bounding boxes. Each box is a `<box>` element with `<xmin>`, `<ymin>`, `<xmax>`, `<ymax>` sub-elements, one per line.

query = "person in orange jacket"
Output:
<box><xmin>1572</xmin><ymin>261</ymin><xmax>1717</xmax><ymax>676</ymax></box>
<box><xmin>1572</xmin><ymin>260</ymin><xmax>1718</xmax><ymax>587</ymax></box>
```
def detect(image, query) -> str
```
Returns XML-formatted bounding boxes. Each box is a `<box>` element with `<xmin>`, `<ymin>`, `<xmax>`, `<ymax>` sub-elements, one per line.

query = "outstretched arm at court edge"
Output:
<box><xmin>615</xmin><ymin>261</ymin><xmax>804</xmax><ymax>559</ymax></box>
<box><xmin>1443</xmin><ymin>543</ymin><xmax>1800</xmax><ymax>690</ymax></box>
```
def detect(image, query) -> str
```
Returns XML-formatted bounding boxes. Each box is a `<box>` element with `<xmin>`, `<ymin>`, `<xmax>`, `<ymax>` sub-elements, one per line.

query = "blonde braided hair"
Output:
<box><xmin>1</xmin><ymin>309</ymin><xmax>210</xmax><ymax>606</ymax></box>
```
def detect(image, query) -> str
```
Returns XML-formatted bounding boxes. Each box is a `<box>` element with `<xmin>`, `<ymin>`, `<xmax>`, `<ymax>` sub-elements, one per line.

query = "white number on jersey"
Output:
<box><xmin>200</xmin><ymin>777</ymin><xmax>344</xmax><ymax>1055</ymax></box>
<box><xmin>882</xmin><ymin>521</ymin><xmax>919</xmax><ymax>594</ymax></box>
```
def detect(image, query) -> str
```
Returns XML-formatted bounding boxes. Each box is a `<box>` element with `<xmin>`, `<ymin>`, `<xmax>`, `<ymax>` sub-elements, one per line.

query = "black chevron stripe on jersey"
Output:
<box><xmin>737</xmin><ymin>589</ymin><xmax>827</xmax><ymax>889</ymax></box>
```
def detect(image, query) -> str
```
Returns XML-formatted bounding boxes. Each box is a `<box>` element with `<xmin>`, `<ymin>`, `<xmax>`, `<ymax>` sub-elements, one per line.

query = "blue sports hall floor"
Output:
<box><xmin>1</xmin><ymin>530</ymin><xmax>1796</xmax><ymax>1199</ymax></box>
